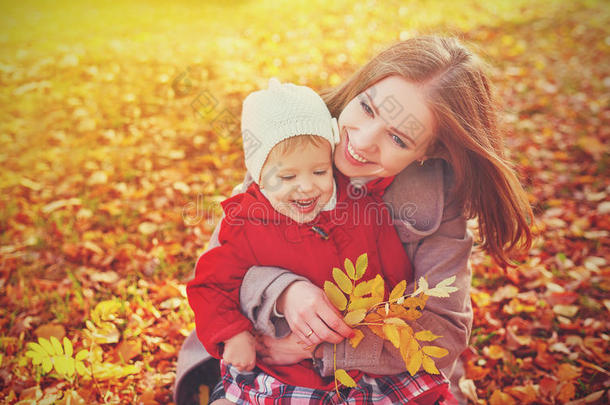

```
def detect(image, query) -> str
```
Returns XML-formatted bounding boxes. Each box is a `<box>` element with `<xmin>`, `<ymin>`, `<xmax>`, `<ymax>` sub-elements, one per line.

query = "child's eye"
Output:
<box><xmin>313</xmin><ymin>170</ymin><xmax>328</xmax><ymax>176</ymax></box>
<box><xmin>279</xmin><ymin>175</ymin><xmax>295</xmax><ymax>180</ymax></box>
<box><xmin>390</xmin><ymin>133</ymin><xmax>407</xmax><ymax>149</ymax></box>
<box><xmin>360</xmin><ymin>100</ymin><xmax>374</xmax><ymax>117</ymax></box>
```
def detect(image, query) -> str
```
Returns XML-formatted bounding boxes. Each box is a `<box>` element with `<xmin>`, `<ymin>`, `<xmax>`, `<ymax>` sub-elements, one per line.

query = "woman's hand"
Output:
<box><xmin>257</xmin><ymin>333</ymin><xmax>313</xmax><ymax>366</ymax></box>
<box><xmin>276</xmin><ymin>281</ymin><xmax>353</xmax><ymax>346</ymax></box>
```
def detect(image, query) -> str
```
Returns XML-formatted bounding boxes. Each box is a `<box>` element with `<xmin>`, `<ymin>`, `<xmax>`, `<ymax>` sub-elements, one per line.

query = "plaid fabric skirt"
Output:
<box><xmin>211</xmin><ymin>361</ymin><xmax>453</xmax><ymax>404</ymax></box>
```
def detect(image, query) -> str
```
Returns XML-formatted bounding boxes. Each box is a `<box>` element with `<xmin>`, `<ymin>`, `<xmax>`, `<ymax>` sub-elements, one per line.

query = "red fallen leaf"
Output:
<box><xmin>505</xmin><ymin>317</ymin><xmax>533</xmax><ymax>350</ymax></box>
<box><xmin>31</xmin><ymin>279</ymin><xmax>59</xmax><ymax>292</ymax></box>
<box><xmin>539</xmin><ymin>376</ymin><xmax>558</xmax><ymax>398</ymax></box>
<box><xmin>534</xmin><ymin>341</ymin><xmax>556</xmax><ymax>370</ymax></box>
<box><xmin>546</xmin><ymin>291</ymin><xmax>579</xmax><ymax>306</ymax></box>
<box><xmin>557</xmin><ymin>318</ymin><xmax>581</xmax><ymax>331</ymax></box>
<box><xmin>15</xmin><ymin>211</ymin><xmax>32</xmax><ymax>224</ymax></box>
<box><xmin>62</xmin><ymin>242</ymin><xmax>80</xmax><ymax>259</ymax></box>
<box><xmin>34</xmin><ymin>323</ymin><xmax>66</xmax><ymax>341</ymax></box>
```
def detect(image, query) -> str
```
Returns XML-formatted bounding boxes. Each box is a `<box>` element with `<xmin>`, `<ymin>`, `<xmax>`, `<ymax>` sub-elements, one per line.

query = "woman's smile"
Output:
<box><xmin>344</xmin><ymin>128</ymin><xmax>372</xmax><ymax>165</ymax></box>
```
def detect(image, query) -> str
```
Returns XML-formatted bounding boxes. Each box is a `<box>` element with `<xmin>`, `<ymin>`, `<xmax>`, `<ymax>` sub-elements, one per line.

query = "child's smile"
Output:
<box><xmin>260</xmin><ymin>140</ymin><xmax>334</xmax><ymax>224</ymax></box>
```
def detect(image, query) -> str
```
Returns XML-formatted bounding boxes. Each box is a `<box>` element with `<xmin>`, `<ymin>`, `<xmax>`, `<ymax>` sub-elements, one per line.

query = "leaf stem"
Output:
<box><xmin>333</xmin><ymin>344</ymin><xmax>340</xmax><ymax>398</ymax></box>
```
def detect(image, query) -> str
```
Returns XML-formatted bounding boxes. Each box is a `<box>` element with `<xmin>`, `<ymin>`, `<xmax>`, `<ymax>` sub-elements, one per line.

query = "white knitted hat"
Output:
<box><xmin>241</xmin><ymin>78</ymin><xmax>340</xmax><ymax>184</ymax></box>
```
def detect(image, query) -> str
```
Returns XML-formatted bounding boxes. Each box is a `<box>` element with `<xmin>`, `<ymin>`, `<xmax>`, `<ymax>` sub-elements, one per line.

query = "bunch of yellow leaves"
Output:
<box><xmin>25</xmin><ymin>337</ymin><xmax>89</xmax><ymax>381</ymax></box>
<box><xmin>323</xmin><ymin>253</ymin><xmax>457</xmax><ymax>390</ymax></box>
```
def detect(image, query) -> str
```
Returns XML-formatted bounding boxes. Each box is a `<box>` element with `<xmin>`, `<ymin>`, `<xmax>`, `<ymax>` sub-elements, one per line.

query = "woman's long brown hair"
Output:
<box><xmin>322</xmin><ymin>35</ymin><xmax>533</xmax><ymax>266</ymax></box>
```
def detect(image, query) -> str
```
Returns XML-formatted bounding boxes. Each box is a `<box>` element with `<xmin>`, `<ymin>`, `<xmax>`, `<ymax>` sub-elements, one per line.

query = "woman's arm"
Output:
<box><xmin>318</xmin><ymin>212</ymin><xmax>473</xmax><ymax>376</ymax></box>
<box><xmin>249</xmin><ymin>187</ymin><xmax>473</xmax><ymax>377</ymax></box>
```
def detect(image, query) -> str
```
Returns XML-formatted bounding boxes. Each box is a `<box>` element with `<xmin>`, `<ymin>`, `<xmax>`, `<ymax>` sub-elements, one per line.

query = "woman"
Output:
<box><xmin>175</xmin><ymin>35</ymin><xmax>532</xmax><ymax>405</ymax></box>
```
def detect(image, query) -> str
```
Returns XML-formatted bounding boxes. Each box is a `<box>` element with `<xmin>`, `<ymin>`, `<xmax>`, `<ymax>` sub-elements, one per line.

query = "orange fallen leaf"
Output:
<box><xmin>557</xmin><ymin>381</ymin><xmax>576</xmax><ymax>402</ymax></box>
<box><xmin>505</xmin><ymin>384</ymin><xmax>538</xmax><ymax>404</ymax></box>
<box><xmin>34</xmin><ymin>323</ymin><xmax>66</xmax><ymax>341</ymax></box>
<box><xmin>557</xmin><ymin>363</ymin><xmax>582</xmax><ymax>381</ymax></box>
<box><xmin>117</xmin><ymin>339</ymin><xmax>142</xmax><ymax>362</ymax></box>
<box><xmin>489</xmin><ymin>390</ymin><xmax>516</xmax><ymax>405</ymax></box>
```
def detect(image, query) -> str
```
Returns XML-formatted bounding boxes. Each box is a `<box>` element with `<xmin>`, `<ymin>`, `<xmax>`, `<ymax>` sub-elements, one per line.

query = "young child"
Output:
<box><xmin>187</xmin><ymin>79</ymin><xmax>453</xmax><ymax>404</ymax></box>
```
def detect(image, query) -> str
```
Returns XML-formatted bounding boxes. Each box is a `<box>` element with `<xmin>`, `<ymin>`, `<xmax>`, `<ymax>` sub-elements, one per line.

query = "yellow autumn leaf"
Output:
<box><xmin>384</xmin><ymin>317</ymin><xmax>408</xmax><ymax>326</ymax></box>
<box><xmin>344</xmin><ymin>309</ymin><xmax>367</xmax><ymax>325</ymax></box>
<box><xmin>39</xmin><ymin>337</ymin><xmax>55</xmax><ymax>356</ymax></box>
<box><xmin>383</xmin><ymin>324</ymin><xmax>400</xmax><ymax>348</ymax></box>
<box><xmin>349</xmin><ymin>329</ymin><xmax>365</xmax><ymax>348</ymax></box>
<box><xmin>85</xmin><ymin>319</ymin><xmax>120</xmax><ymax>344</ymax></box>
<box><xmin>422</xmin><ymin>355</ymin><xmax>440</xmax><ymax>374</ymax></box>
<box><xmin>50</xmin><ymin>336</ymin><xmax>64</xmax><ymax>355</ymax></box>
<box><xmin>407</xmin><ymin>349</ymin><xmax>423</xmax><ymax>375</ymax></box>
<box><xmin>63</xmin><ymin>337</ymin><xmax>73</xmax><ymax>357</ymax></box>
<box><xmin>486</xmin><ymin>344</ymin><xmax>504</xmax><ymax>360</ymax></box>
<box><xmin>400</xmin><ymin>329</ymin><xmax>419</xmax><ymax>363</ymax></box>
<box><xmin>343</xmin><ymin>259</ymin><xmax>355</xmax><ymax>279</ymax></box>
<box><xmin>414</xmin><ymin>330</ymin><xmax>442</xmax><ymax>342</ymax></box>
<box><xmin>353</xmin><ymin>279</ymin><xmax>372</xmax><ymax>297</ymax></box>
<box><xmin>344</xmin><ymin>258</ymin><xmax>356</xmax><ymax>280</ymax></box>
<box><xmin>389</xmin><ymin>280</ymin><xmax>406</xmax><ymax>302</ymax></box>
<box><xmin>75</xmin><ymin>349</ymin><xmax>89</xmax><ymax>361</ymax></box>
<box><xmin>333</xmin><ymin>267</ymin><xmax>353</xmax><ymax>294</ymax></box>
<box><xmin>324</xmin><ymin>281</ymin><xmax>347</xmax><ymax>311</ymax></box>
<box><xmin>91</xmin><ymin>299</ymin><xmax>122</xmax><ymax>325</ymax></box>
<box><xmin>422</xmin><ymin>345</ymin><xmax>449</xmax><ymax>358</ymax></box>
<box><xmin>55</xmin><ymin>355</ymin><xmax>76</xmax><ymax>377</ymax></box>
<box><xmin>355</xmin><ymin>253</ymin><xmax>368</xmax><ymax>280</ymax></box>
<box><xmin>348</xmin><ymin>296</ymin><xmax>375</xmax><ymax>311</ymax></box>
<box><xmin>371</xmin><ymin>274</ymin><xmax>385</xmax><ymax>297</ymax></box>
<box><xmin>335</xmin><ymin>369</ymin><xmax>357</xmax><ymax>387</ymax></box>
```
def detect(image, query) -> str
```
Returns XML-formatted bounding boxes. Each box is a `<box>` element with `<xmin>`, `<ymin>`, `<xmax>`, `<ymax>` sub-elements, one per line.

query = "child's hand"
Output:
<box><xmin>257</xmin><ymin>333</ymin><xmax>313</xmax><ymax>366</ymax></box>
<box><xmin>223</xmin><ymin>331</ymin><xmax>256</xmax><ymax>371</ymax></box>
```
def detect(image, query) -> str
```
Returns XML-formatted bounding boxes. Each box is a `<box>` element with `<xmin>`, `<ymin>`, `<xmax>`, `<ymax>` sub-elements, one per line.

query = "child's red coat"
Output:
<box><xmin>187</xmin><ymin>173</ymin><xmax>412</xmax><ymax>389</ymax></box>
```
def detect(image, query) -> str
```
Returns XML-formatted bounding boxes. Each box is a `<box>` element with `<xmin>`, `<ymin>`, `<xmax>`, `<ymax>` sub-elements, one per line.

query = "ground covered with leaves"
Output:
<box><xmin>0</xmin><ymin>0</ymin><xmax>608</xmax><ymax>403</ymax></box>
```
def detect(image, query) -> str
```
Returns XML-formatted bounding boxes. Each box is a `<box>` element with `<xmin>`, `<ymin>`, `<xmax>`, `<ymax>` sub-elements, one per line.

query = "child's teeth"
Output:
<box><xmin>296</xmin><ymin>199</ymin><xmax>314</xmax><ymax>207</ymax></box>
<box><xmin>348</xmin><ymin>143</ymin><xmax>368</xmax><ymax>163</ymax></box>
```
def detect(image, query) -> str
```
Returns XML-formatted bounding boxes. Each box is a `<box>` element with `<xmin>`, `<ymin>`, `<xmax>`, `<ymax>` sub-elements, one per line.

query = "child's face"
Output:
<box><xmin>260</xmin><ymin>140</ymin><xmax>333</xmax><ymax>224</ymax></box>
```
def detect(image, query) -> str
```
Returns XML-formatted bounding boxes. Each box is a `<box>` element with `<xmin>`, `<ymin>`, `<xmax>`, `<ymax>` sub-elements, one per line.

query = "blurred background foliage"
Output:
<box><xmin>0</xmin><ymin>0</ymin><xmax>608</xmax><ymax>403</ymax></box>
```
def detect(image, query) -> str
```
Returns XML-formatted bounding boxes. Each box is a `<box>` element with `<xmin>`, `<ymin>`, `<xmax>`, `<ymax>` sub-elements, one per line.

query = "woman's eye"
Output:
<box><xmin>391</xmin><ymin>133</ymin><xmax>407</xmax><ymax>149</ymax></box>
<box><xmin>360</xmin><ymin>100</ymin><xmax>374</xmax><ymax>117</ymax></box>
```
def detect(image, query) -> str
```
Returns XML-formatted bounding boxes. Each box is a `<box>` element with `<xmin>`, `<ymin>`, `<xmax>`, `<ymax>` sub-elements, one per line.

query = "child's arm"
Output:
<box><xmin>223</xmin><ymin>330</ymin><xmax>256</xmax><ymax>371</ymax></box>
<box><xmin>186</xmin><ymin>219</ymin><xmax>258</xmax><ymax>358</ymax></box>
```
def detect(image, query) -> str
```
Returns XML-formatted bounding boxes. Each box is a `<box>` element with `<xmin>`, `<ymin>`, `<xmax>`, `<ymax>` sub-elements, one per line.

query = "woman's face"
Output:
<box><xmin>334</xmin><ymin>75</ymin><xmax>435</xmax><ymax>178</ymax></box>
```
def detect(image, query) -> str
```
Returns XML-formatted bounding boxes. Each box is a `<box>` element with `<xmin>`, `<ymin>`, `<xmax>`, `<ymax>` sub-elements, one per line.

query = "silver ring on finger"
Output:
<box><xmin>305</xmin><ymin>330</ymin><xmax>314</xmax><ymax>338</ymax></box>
